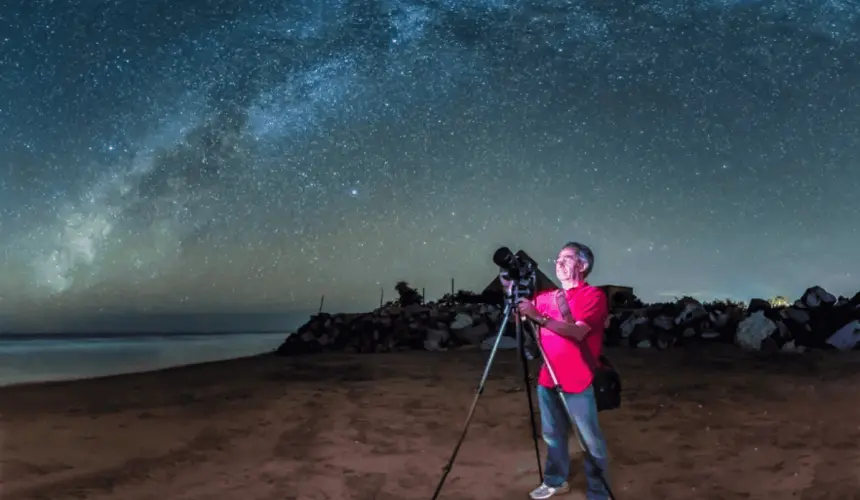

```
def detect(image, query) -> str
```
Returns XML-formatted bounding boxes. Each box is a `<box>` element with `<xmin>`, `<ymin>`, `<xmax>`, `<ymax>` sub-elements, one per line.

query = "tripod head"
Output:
<box><xmin>493</xmin><ymin>246</ymin><xmax>538</xmax><ymax>301</ymax></box>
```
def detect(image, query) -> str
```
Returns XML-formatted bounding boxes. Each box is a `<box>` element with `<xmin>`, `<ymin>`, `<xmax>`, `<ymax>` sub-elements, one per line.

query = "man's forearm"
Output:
<box><xmin>541</xmin><ymin>318</ymin><xmax>591</xmax><ymax>342</ymax></box>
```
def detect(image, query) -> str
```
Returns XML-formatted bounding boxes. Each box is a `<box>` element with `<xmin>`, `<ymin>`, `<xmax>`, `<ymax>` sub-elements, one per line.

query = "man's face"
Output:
<box><xmin>554</xmin><ymin>248</ymin><xmax>578</xmax><ymax>282</ymax></box>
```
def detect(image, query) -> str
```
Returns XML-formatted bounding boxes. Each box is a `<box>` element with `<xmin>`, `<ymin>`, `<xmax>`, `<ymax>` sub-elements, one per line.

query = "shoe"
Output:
<box><xmin>529</xmin><ymin>482</ymin><xmax>570</xmax><ymax>499</ymax></box>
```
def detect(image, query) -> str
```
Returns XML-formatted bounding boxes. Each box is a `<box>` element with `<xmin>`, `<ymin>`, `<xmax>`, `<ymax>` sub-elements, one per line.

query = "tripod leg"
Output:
<box><xmin>516</xmin><ymin>316</ymin><xmax>543</xmax><ymax>483</ymax></box>
<box><xmin>533</xmin><ymin>340</ymin><xmax>617</xmax><ymax>500</ymax></box>
<box><xmin>430</xmin><ymin>302</ymin><xmax>514</xmax><ymax>500</ymax></box>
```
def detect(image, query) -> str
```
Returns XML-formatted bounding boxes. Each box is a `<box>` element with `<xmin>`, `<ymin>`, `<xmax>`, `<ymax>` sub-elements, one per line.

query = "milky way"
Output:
<box><xmin>1</xmin><ymin>0</ymin><xmax>859</xmax><ymax>331</ymax></box>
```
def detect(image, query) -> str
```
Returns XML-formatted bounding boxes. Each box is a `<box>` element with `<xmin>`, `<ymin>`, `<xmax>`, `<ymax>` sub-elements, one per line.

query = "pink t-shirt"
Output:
<box><xmin>534</xmin><ymin>284</ymin><xmax>608</xmax><ymax>393</ymax></box>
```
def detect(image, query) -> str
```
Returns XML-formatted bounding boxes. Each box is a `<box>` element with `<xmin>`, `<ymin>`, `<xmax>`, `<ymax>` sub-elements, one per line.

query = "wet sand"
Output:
<box><xmin>2</xmin><ymin>345</ymin><xmax>860</xmax><ymax>500</ymax></box>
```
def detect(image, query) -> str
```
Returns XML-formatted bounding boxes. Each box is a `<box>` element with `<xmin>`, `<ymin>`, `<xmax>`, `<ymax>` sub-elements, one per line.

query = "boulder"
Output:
<box><xmin>736</xmin><ymin>311</ymin><xmax>777</xmax><ymax>351</ymax></box>
<box><xmin>451</xmin><ymin>322</ymin><xmax>491</xmax><ymax>345</ymax></box>
<box><xmin>797</xmin><ymin>286</ymin><xmax>837</xmax><ymax>309</ymax></box>
<box><xmin>826</xmin><ymin>320</ymin><xmax>860</xmax><ymax>351</ymax></box>
<box><xmin>747</xmin><ymin>298</ymin><xmax>771</xmax><ymax>313</ymax></box>
<box><xmin>423</xmin><ymin>328</ymin><xmax>449</xmax><ymax>351</ymax></box>
<box><xmin>675</xmin><ymin>297</ymin><xmax>708</xmax><ymax>326</ymax></box>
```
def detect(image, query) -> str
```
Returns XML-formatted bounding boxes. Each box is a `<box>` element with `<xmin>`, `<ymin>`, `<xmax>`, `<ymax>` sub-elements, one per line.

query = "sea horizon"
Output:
<box><xmin>0</xmin><ymin>310</ymin><xmax>318</xmax><ymax>336</ymax></box>
<box><xmin>0</xmin><ymin>331</ymin><xmax>292</xmax><ymax>387</ymax></box>
<box><xmin>0</xmin><ymin>329</ymin><xmax>296</xmax><ymax>341</ymax></box>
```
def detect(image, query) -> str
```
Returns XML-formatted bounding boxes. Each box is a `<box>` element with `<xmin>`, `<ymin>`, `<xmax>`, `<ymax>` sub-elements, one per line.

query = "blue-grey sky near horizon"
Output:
<box><xmin>1</xmin><ymin>0</ymin><xmax>859</xmax><ymax>333</ymax></box>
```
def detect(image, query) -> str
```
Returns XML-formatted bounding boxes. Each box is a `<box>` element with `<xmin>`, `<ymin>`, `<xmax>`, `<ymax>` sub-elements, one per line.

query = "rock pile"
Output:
<box><xmin>607</xmin><ymin>286</ymin><xmax>860</xmax><ymax>352</ymax></box>
<box><xmin>275</xmin><ymin>291</ymin><xmax>511</xmax><ymax>355</ymax></box>
<box><xmin>276</xmin><ymin>285</ymin><xmax>860</xmax><ymax>356</ymax></box>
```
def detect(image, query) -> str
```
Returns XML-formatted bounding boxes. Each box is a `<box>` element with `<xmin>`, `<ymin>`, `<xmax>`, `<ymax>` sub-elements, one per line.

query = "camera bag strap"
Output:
<box><xmin>553</xmin><ymin>289</ymin><xmax>622</xmax><ymax>412</ymax></box>
<box><xmin>553</xmin><ymin>289</ymin><xmax>601</xmax><ymax>372</ymax></box>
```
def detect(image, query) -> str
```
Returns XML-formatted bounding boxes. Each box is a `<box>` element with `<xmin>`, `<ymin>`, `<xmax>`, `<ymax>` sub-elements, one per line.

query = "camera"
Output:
<box><xmin>493</xmin><ymin>246</ymin><xmax>537</xmax><ymax>299</ymax></box>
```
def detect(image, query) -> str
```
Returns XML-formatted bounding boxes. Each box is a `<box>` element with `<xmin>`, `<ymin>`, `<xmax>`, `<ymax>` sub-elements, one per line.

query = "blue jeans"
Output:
<box><xmin>537</xmin><ymin>384</ymin><xmax>610</xmax><ymax>499</ymax></box>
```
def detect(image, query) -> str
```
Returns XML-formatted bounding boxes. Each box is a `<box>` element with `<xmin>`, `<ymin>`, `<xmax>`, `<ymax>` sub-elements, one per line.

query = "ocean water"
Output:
<box><xmin>0</xmin><ymin>332</ymin><xmax>288</xmax><ymax>386</ymax></box>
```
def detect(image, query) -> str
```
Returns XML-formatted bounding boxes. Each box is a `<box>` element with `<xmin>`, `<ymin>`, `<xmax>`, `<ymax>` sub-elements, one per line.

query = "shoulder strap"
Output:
<box><xmin>553</xmin><ymin>289</ymin><xmax>601</xmax><ymax>372</ymax></box>
<box><xmin>554</xmin><ymin>289</ymin><xmax>575</xmax><ymax>323</ymax></box>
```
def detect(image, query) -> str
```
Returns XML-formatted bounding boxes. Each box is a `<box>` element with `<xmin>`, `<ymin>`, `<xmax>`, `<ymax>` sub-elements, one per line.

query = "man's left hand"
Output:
<box><xmin>517</xmin><ymin>300</ymin><xmax>539</xmax><ymax>320</ymax></box>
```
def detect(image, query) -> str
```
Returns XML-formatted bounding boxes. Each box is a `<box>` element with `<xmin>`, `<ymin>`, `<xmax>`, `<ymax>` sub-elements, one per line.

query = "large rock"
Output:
<box><xmin>451</xmin><ymin>321</ymin><xmax>491</xmax><ymax>345</ymax></box>
<box><xmin>797</xmin><ymin>286</ymin><xmax>837</xmax><ymax>309</ymax></box>
<box><xmin>826</xmin><ymin>320</ymin><xmax>860</xmax><ymax>351</ymax></box>
<box><xmin>736</xmin><ymin>311</ymin><xmax>777</xmax><ymax>351</ymax></box>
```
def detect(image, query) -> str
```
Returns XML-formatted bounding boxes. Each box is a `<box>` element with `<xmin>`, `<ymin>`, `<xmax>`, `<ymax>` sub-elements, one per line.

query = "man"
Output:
<box><xmin>502</xmin><ymin>242</ymin><xmax>610</xmax><ymax>500</ymax></box>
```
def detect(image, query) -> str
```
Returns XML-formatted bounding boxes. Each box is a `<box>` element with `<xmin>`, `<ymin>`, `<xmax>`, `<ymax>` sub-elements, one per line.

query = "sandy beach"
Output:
<box><xmin>2</xmin><ymin>345</ymin><xmax>860</xmax><ymax>500</ymax></box>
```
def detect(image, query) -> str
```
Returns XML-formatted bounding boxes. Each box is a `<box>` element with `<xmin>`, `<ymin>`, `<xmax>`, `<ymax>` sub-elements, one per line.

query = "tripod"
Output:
<box><xmin>430</xmin><ymin>297</ymin><xmax>543</xmax><ymax>499</ymax></box>
<box><xmin>430</xmin><ymin>293</ymin><xmax>618</xmax><ymax>500</ymax></box>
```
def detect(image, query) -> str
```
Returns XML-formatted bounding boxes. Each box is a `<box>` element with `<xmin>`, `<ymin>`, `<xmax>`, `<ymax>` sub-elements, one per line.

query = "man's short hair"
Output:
<box><xmin>561</xmin><ymin>241</ymin><xmax>594</xmax><ymax>278</ymax></box>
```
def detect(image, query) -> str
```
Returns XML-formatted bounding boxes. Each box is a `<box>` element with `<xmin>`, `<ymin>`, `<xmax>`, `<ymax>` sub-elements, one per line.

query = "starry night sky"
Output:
<box><xmin>1</xmin><ymin>0</ymin><xmax>859</xmax><ymax>332</ymax></box>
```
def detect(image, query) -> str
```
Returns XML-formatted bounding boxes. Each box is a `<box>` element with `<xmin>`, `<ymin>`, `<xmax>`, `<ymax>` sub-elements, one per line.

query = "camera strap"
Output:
<box><xmin>553</xmin><ymin>289</ymin><xmax>602</xmax><ymax>374</ymax></box>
